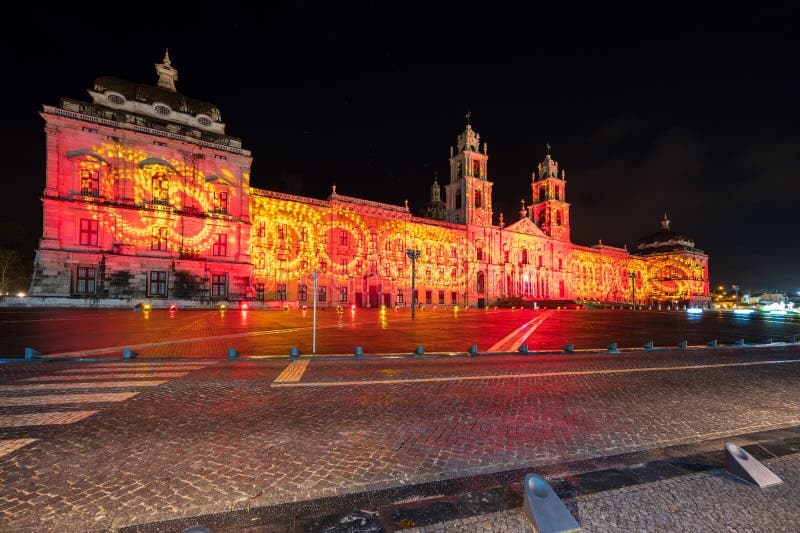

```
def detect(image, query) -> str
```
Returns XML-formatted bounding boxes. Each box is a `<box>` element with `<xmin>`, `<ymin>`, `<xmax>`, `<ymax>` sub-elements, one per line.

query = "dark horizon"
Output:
<box><xmin>2</xmin><ymin>5</ymin><xmax>798</xmax><ymax>294</ymax></box>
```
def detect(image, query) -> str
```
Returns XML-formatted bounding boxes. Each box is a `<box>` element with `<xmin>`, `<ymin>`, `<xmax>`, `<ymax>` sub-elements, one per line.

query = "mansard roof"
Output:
<box><xmin>93</xmin><ymin>76</ymin><xmax>221</xmax><ymax>121</ymax></box>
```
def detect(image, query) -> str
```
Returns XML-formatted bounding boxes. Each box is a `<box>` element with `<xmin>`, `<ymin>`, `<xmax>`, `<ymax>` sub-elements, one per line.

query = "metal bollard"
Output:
<box><xmin>643</xmin><ymin>341</ymin><xmax>654</xmax><ymax>350</ymax></box>
<box><xmin>707</xmin><ymin>339</ymin><xmax>718</xmax><ymax>348</ymax></box>
<box><xmin>24</xmin><ymin>347</ymin><xmax>41</xmax><ymax>360</ymax></box>
<box><xmin>518</xmin><ymin>344</ymin><xmax>529</xmax><ymax>354</ymax></box>
<box><xmin>678</xmin><ymin>340</ymin><xmax>688</xmax><ymax>349</ymax></box>
<box><xmin>228</xmin><ymin>347</ymin><xmax>239</xmax><ymax>360</ymax></box>
<box><xmin>608</xmin><ymin>342</ymin><xmax>619</xmax><ymax>353</ymax></box>
<box><xmin>354</xmin><ymin>346</ymin><xmax>364</xmax><ymax>358</ymax></box>
<box><xmin>289</xmin><ymin>347</ymin><xmax>299</xmax><ymax>358</ymax></box>
<box><xmin>467</xmin><ymin>344</ymin><xmax>478</xmax><ymax>356</ymax></box>
<box><xmin>563</xmin><ymin>344</ymin><xmax>574</xmax><ymax>353</ymax></box>
<box><xmin>123</xmin><ymin>348</ymin><xmax>138</xmax><ymax>360</ymax></box>
<box><xmin>414</xmin><ymin>345</ymin><xmax>424</xmax><ymax>356</ymax></box>
<box><xmin>735</xmin><ymin>339</ymin><xmax>745</xmax><ymax>346</ymax></box>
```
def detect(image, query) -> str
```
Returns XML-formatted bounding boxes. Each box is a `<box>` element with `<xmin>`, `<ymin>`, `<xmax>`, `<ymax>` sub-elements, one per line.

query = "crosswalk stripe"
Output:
<box><xmin>0</xmin><ymin>392</ymin><xmax>138</xmax><ymax>406</ymax></box>
<box><xmin>22</xmin><ymin>372</ymin><xmax>186</xmax><ymax>382</ymax></box>
<box><xmin>57</xmin><ymin>366</ymin><xmax>205</xmax><ymax>374</ymax></box>
<box><xmin>0</xmin><ymin>411</ymin><xmax>97</xmax><ymax>427</ymax></box>
<box><xmin>0</xmin><ymin>381</ymin><xmax>167</xmax><ymax>392</ymax></box>
<box><xmin>274</xmin><ymin>360</ymin><xmax>309</xmax><ymax>383</ymax></box>
<box><xmin>0</xmin><ymin>439</ymin><xmax>37</xmax><ymax>457</ymax></box>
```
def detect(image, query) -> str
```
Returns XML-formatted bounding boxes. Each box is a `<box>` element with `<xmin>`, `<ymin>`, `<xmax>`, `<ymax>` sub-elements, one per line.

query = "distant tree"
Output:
<box><xmin>0</xmin><ymin>248</ymin><xmax>27</xmax><ymax>296</ymax></box>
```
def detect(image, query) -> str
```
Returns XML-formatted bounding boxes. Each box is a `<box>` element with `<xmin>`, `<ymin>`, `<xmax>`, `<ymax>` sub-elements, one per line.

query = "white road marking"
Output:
<box><xmin>0</xmin><ymin>439</ymin><xmax>37</xmax><ymax>457</ymax></box>
<box><xmin>0</xmin><ymin>411</ymin><xmax>97</xmax><ymax>427</ymax></box>
<box><xmin>22</xmin><ymin>373</ymin><xmax>186</xmax><ymax>381</ymax></box>
<box><xmin>0</xmin><ymin>392</ymin><xmax>138</xmax><ymax>406</ymax></box>
<box><xmin>0</xmin><ymin>381</ymin><xmax>167</xmax><ymax>391</ymax></box>
<box><xmin>487</xmin><ymin>311</ymin><xmax>552</xmax><ymax>352</ymax></box>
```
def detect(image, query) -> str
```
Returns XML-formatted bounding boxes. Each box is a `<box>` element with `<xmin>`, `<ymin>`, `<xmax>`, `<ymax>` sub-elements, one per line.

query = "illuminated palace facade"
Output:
<box><xmin>30</xmin><ymin>56</ymin><xmax>710</xmax><ymax>308</ymax></box>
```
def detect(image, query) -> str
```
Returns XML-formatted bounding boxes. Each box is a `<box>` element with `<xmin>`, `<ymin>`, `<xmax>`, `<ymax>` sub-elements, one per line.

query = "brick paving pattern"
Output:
<box><xmin>0</xmin><ymin>391</ymin><xmax>139</xmax><ymax>406</ymax></box>
<box><xmin>0</xmin><ymin>349</ymin><xmax>798</xmax><ymax>530</ymax></box>
<box><xmin>0</xmin><ymin>438</ymin><xmax>37</xmax><ymax>458</ymax></box>
<box><xmin>400</xmin><ymin>453</ymin><xmax>800</xmax><ymax>532</ymax></box>
<box><xmin>0</xmin><ymin>380</ymin><xmax>167</xmax><ymax>391</ymax></box>
<box><xmin>0</xmin><ymin>411</ymin><xmax>97</xmax><ymax>427</ymax></box>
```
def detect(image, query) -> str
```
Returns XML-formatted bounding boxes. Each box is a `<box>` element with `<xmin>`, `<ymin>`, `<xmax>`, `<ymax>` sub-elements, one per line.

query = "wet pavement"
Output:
<box><xmin>0</xmin><ymin>307</ymin><xmax>798</xmax><ymax>359</ymax></box>
<box><xmin>1</xmin><ymin>343</ymin><xmax>800</xmax><ymax>531</ymax></box>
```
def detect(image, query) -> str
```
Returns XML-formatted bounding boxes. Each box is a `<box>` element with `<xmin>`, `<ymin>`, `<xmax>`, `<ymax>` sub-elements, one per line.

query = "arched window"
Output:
<box><xmin>539</xmin><ymin>211</ymin><xmax>546</xmax><ymax>226</ymax></box>
<box><xmin>521</xmin><ymin>249</ymin><xmax>528</xmax><ymax>265</ymax></box>
<box><xmin>556</xmin><ymin>211</ymin><xmax>562</xmax><ymax>226</ymax></box>
<box><xmin>539</xmin><ymin>187</ymin><xmax>546</xmax><ymax>203</ymax></box>
<box><xmin>477</xmin><ymin>271</ymin><xmax>485</xmax><ymax>294</ymax></box>
<box><xmin>475</xmin><ymin>189</ymin><xmax>482</xmax><ymax>209</ymax></box>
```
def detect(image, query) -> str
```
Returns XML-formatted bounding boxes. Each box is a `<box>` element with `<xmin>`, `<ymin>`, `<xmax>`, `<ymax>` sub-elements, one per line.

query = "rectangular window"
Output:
<box><xmin>425</xmin><ymin>290</ymin><xmax>432</xmax><ymax>305</ymax></box>
<box><xmin>413</xmin><ymin>290</ymin><xmax>418</xmax><ymax>304</ymax></box>
<box><xmin>301</xmin><ymin>259</ymin><xmax>308</xmax><ymax>271</ymax></box>
<box><xmin>151</xmin><ymin>226</ymin><xmax>168</xmax><ymax>251</ymax></box>
<box><xmin>152</xmin><ymin>175</ymin><xmax>169</xmax><ymax>204</ymax></box>
<box><xmin>148</xmin><ymin>271</ymin><xmax>167</xmax><ymax>296</ymax></box>
<box><xmin>384</xmin><ymin>265</ymin><xmax>391</xmax><ymax>277</ymax></box>
<box><xmin>319</xmin><ymin>260</ymin><xmax>327</xmax><ymax>273</ymax></box>
<box><xmin>369</xmin><ymin>231</ymin><xmax>377</xmax><ymax>251</ymax></box>
<box><xmin>212</xmin><ymin>234</ymin><xmax>227</xmax><ymax>256</ymax></box>
<box><xmin>339</xmin><ymin>286</ymin><xmax>348</xmax><ymax>303</ymax></box>
<box><xmin>320</xmin><ymin>230</ymin><xmax>327</xmax><ymax>244</ymax></box>
<box><xmin>476</xmin><ymin>247</ymin><xmax>484</xmax><ymax>261</ymax></box>
<box><xmin>318</xmin><ymin>285</ymin><xmax>327</xmax><ymax>302</ymax></box>
<box><xmin>211</xmin><ymin>273</ymin><xmax>227</xmax><ymax>298</ymax></box>
<box><xmin>439</xmin><ymin>291</ymin><xmax>445</xmax><ymax>305</ymax></box>
<box><xmin>340</xmin><ymin>258</ymin><xmax>347</xmax><ymax>272</ymax></box>
<box><xmin>277</xmin><ymin>283</ymin><xmax>287</xmax><ymax>300</ymax></box>
<box><xmin>213</xmin><ymin>191</ymin><xmax>228</xmax><ymax>214</ymax></box>
<box><xmin>80</xmin><ymin>169</ymin><xmax>99</xmax><ymax>196</ymax></box>
<box><xmin>257</xmin><ymin>222</ymin><xmax>266</xmax><ymax>238</ymax></box>
<box><xmin>356</xmin><ymin>259</ymin><xmax>363</xmax><ymax>272</ymax></box>
<box><xmin>396</xmin><ymin>290</ymin><xmax>404</xmax><ymax>304</ymax></box>
<box><xmin>75</xmin><ymin>266</ymin><xmax>96</xmax><ymax>294</ymax></box>
<box><xmin>451</xmin><ymin>246</ymin><xmax>457</xmax><ymax>258</ymax></box>
<box><xmin>473</xmin><ymin>159</ymin><xmax>480</xmax><ymax>178</ymax></box>
<box><xmin>300</xmin><ymin>227</ymin><xmax>308</xmax><ymax>242</ymax></box>
<box><xmin>298</xmin><ymin>284</ymin><xmax>308</xmax><ymax>302</ymax></box>
<box><xmin>425</xmin><ymin>268</ymin><xmax>431</xmax><ymax>281</ymax></box>
<box><xmin>277</xmin><ymin>253</ymin><xmax>287</xmax><ymax>262</ymax></box>
<box><xmin>475</xmin><ymin>189</ymin><xmax>482</xmax><ymax>209</ymax></box>
<box><xmin>255</xmin><ymin>282</ymin><xmax>265</xmax><ymax>301</ymax></box>
<box><xmin>504</xmin><ymin>250</ymin><xmax>509</xmax><ymax>263</ymax></box>
<box><xmin>79</xmin><ymin>218</ymin><xmax>98</xmax><ymax>246</ymax></box>
<box><xmin>385</xmin><ymin>241</ymin><xmax>391</xmax><ymax>252</ymax></box>
<box><xmin>214</xmin><ymin>154</ymin><xmax>227</xmax><ymax>160</ymax></box>
<box><xmin>451</xmin><ymin>292</ymin><xmax>458</xmax><ymax>305</ymax></box>
<box><xmin>256</xmin><ymin>253</ymin><xmax>266</xmax><ymax>269</ymax></box>
<box><xmin>539</xmin><ymin>255</ymin><xmax>543</xmax><ymax>267</ymax></box>
<box><xmin>82</xmin><ymin>127</ymin><xmax>98</xmax><ymax>134</ymax></box>
<box><xmin>339</xmin><ymin>230</ymin><xmax>348</xmax><ymax>246</ymax></box>
<box><xmin>277</xmin><ymin>224</ymin><xmax>286</xmax><ymax>240</ymax></box>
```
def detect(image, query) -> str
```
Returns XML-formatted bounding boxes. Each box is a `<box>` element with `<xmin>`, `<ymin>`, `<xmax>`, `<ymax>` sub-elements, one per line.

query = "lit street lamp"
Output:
<box><xmin>732</xmin><ymin>284</ymin><xmax>740</xmax><ymax>309</ymax></box>
<box><xmin>406</xmin><ymin>249</ymin><xmax>421</xmax><ymax>318</ymax></box>
<box><xmin>628</xmin><ymin>271</ymin><xmax>637</xmax><ymax>311</ymax></box>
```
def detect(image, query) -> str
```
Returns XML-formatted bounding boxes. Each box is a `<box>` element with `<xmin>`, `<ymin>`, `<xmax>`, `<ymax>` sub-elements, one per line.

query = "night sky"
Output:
<box><xmin>2</xmin><ymin>4</ymin><xmax>798</xmax><ymax>293</ymax></box>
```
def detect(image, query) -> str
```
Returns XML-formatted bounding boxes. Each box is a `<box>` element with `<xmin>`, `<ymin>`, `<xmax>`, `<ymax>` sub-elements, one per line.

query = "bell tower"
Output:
<box><xmin>445</xmin><ymin>113</ymin><xmax>493</xmax><ymax>226</ymax></box>
<box><xmin>531</xmin><ymin>146</ymin><xmax>570</xmax><ymax>241</ymax></box>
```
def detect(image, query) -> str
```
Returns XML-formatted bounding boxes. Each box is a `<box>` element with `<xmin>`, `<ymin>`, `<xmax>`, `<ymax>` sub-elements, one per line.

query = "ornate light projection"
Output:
<box><xmin>72</xmin><ymin>142</ymin><xmax>241</xmax><ymax>256</ymax></box>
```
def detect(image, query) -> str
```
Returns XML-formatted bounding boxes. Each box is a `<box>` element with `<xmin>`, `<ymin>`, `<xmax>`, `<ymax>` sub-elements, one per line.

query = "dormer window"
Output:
<box><xmin>196</xmin><ymin>114</ymin><xmax>212</xmax><ymax>127</ymax></box>
<box><xmin>153</xmin><ymin>103</ymin><xmax>171</xmax><ymax>116</ymax></box>
<box><xmin>106</xmin><ymin>92</ymin><xmax>125</xmax><ymax>105</ymax></box>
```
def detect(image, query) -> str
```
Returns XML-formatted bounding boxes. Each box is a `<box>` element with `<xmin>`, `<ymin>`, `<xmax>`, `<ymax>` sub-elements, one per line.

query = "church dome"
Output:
<box><xmin>636</xmin><ymin>213</ymin><xmax>704</xmax><ymax>255</ymax></box>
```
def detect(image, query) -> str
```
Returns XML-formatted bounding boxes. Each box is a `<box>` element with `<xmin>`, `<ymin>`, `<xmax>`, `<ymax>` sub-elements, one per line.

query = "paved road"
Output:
<box><xmin>1</xmin><ymin>344</ymin><xmax>800</xmax><ymax>530</ymax></box>
<box><xmin>1</xmin><ymin>308</ymin><xmax>798</xmax><ymax>358</ymax></box>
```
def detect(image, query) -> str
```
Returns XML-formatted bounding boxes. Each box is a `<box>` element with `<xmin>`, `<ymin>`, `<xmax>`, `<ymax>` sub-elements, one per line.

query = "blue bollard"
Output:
<box><xmin>467</xmin><ymin>344</ymin><xmax>478</xmax><ymax>355</ymax></box>
<box><xmin>735</xmin><ymin>339</ymin><xmax>745</xmax><ymax>346</ymax></box>
<box><xmin>289</xmin><ymin>347</ymin><xmax>299</xmax><ymax>358</ymax></box>
<box><xmin>414</xmin><ymin>345</ymin><xmax>424</xmax><ymax>356</ymax></box>
<box><xmin>518</xmin><ymin>344</ymin><xmax>529</xmax><ymax>354</ymax></box>
<box><xmin>643</xmin><ymin>341</ymin><xmax>654</xmax><ymax>350</ymax></box>
<box><xmin>123</xmin><ymin>348</ymin><xmax>137</xmax><ymax>360</ymax></box>
<box><xmin>228</xmin><ymin>347</ymin><xmax>238</xmax><ymax>360</ymax></box>
<box><xmin>707</xmin><ymin>339</ymin><xmax>718</xmax><ymax>348</ymax></box>
<box><xmin>608</xmin><ymin>342</ymin><xmax>619</xmax><ymax>353</ymax></box>
<box><xmin>563</xmin><ymin>344</ymin><xmax>574</xmax><ymax>353</ymax></box>
<box><xmin>678</xmin><ymin>340</ymin><xmax>688</xmax><ymax>349</ymax></box>
<box><xmin>354</xmin><ymin>346</ymin><xmax>364</xmax><ymax>358</ymax></box>
<box><xmin>24</xmin><ymin>347</ymin><xmax>41</xmax><ymax>360</ymax></box>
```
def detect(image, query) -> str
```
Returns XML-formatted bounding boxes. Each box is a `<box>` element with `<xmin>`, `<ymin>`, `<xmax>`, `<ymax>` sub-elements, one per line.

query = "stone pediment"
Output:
<box><xmin>503</xmin><ymin>217</ymin><xmax>546</xmax><ymax>236</ymax></box>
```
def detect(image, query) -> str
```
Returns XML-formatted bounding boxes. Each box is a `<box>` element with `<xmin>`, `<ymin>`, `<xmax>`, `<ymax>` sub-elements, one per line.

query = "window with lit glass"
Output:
<box><xmin>396</xmin><ymin>290</ymin><xmax>404</xmax><ymax>304</ymax></box>
<box><xmin>80</xmin><ymin>169</ymin><xmax>99</xmax><ymax>196</ymax></box>
<box><xmin>475</xmin><ymin>189</ymin><xmax>482</xmax><ymax>209</ymax></box>
<box><xmin>212</xmin><ymin>234</ymin><xmax>227</xmax><ymax>256</ymax></box>
<box><xmin>339</xmin><ymin>287</ymin><xmax>347</xmax><ymax>303</ymax></box>
<box><xmin>151</xmin><ymin>227</ymin><xmax>168</xmax><ymax>251</ymax></box>
<box><xmin>148</xmin><ymin>271</ymin><xmax>167</xmax><ymax>297</ymax></box>
<box><xmin>339</xmin><ymin>230</ymin><xmax>348</xmax><ymax>246</ymax></box>
<box><xmin>79</xmin><ymin>219</ymin><xmax>98</xmax><ymax>246</ymax></box>
<box><xmin>211</xmin><ymin>273</ymin><xmax>227</xmax><ymax>298</ymax></box>
<box><xmin>255</xmin><ymin>282</ymin><xmax>265</xmax><ymax>301</ymax></box>
<box><xmin>451</xmin><ymin>292</ymin><xmax>457</xmax><ymax>305</ymax></box>
<box><xmin>277</xmin><ymin>283</ymin><xmax>287</xmax><ymax>300</ymax></box>
<box><xmin>318</xmin><ymin>285</ymin><xmax>327</xmax><ymax>302</ymax></box>
<box><xmin>75</xmin><ymin>266</ymin><xmax>96</xmax><ymax>294</ymax></box>
<box><xmin>438</xmin><ymin>291</ymin><xmax>445</xmax><ymax>305</ymax></box>
<box><xmin>298</xmin><ymin>284</ymin><xmax>308</xmax><ymax>301</ymax></box>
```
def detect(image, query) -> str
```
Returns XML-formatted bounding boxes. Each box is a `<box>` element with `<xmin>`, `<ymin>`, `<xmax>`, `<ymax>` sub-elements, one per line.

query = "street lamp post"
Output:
<box><xmin>732</xmin><ymin>284</ymin><xmax>740</xmax><ymax>309</ymax></box>
<box><xmin>406</xmin><ymin>249</ymin><xmax>421</xmax><ymax>318</ymax></box>
<box><xmin>628</xmin><ymin>271</ymin><xmax>637</xmax><ymax>311</ymax></box>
